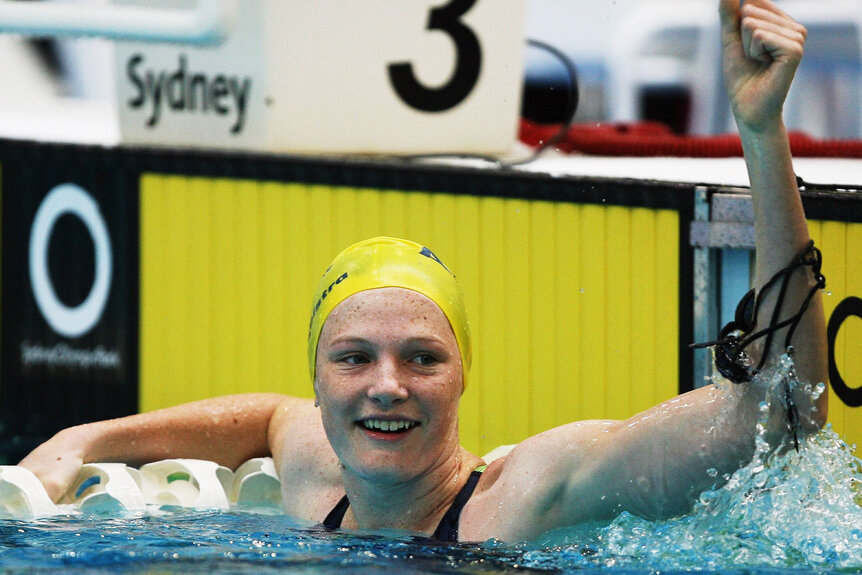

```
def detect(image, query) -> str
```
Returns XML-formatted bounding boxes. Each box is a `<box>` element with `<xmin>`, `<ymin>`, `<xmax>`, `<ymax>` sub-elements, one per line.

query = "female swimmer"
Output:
<box><xmin>20</xmin><ymin>0</ymin><xmax>826</xmax><ymax>543</ymax></box>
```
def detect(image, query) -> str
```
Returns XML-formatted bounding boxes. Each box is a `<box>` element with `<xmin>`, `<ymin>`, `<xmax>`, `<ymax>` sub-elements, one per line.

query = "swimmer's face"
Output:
<box><xmin>314</xmin><ymin>287</ymin><xmax>463</xmax><ymax>482</ymax></box>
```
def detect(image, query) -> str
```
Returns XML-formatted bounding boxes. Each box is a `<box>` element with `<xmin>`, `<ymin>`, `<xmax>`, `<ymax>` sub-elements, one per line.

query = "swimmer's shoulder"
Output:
<box><xmin>461</xmin><ymin>419</ymin><xmax>621</xmax><ymax>542</ymax></box>
<box><xmin>268</xmin><ymin>396</ymin><xmax>343</xmax><ymax>518</ymax></box>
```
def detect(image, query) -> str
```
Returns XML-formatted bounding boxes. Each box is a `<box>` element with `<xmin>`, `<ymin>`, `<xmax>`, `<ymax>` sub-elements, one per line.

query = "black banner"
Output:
<box><xmin>0</xmin><ymin>145</ymin><xmax>139</xmax><ymax>462</ymax></box>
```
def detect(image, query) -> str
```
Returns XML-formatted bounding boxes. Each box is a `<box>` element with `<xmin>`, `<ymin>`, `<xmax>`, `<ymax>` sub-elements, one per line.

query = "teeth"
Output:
<box><xmin>362</xmin><ymin>419</ymin><xmax>416</xmax><ymax>432</ymax></box>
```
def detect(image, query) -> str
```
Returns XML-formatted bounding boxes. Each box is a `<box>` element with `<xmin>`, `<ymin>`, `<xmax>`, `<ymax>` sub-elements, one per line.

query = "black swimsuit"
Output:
<box><xmin>322</xmin><ymin>465</ymin><xmax>486</xmax><ymax>542</ymax></box>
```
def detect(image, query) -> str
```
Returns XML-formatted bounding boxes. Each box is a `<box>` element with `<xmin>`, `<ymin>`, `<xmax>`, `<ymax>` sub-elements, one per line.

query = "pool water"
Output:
<box><xmin>2</xmin><ymin>360</ymin><xmax>861</xmax><ymax>574</ymax></box>
<box><xmin>1</xmin><ymin>512</ymin><xmax>554</xmax><ymax>574</ymax></box>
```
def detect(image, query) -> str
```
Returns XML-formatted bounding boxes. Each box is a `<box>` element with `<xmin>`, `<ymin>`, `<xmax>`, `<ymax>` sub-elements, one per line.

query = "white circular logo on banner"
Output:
<box><xmin>28</xmin><ymin>183</ymin><xmax>113</xmax><ymax>338</ymax></box>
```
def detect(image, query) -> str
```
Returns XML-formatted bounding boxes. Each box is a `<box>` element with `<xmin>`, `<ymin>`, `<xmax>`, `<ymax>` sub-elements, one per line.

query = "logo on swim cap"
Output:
<box><xmin>419</xmin><ymin>246</ymin><xmax>451</xmax><ymax>274</ymax></box>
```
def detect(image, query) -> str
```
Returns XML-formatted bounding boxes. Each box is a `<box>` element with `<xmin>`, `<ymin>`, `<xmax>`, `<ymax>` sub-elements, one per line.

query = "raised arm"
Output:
<box><xmin>602</xmin><ymin>0</ymin><xmax>829</xmax><ymax>513</ymax></box>
<box><xmin>18</xmin><ymin>393</ymin><xmax>289</xmax><ymax>501</ymax></box>
<box><xmin>591</xmin><ymin>0</ymin><xmax>828</xmax><ymax>516</ymax></box>
<box><xmin>485</xmin><ymin>0</ymin><xmax>828</xmax><ymax>539</ymax></box>
<box><xmin>720</xmin><ymin>0</ymin><xmax>827</xmax><ymax>393</ymax></box>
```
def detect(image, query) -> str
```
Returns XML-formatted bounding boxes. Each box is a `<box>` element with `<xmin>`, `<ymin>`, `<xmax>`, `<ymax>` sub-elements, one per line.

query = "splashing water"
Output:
<box><xmin>524</xmin><ymin>353</ymin><xmax>862</xmax><ymax>572</ymax></box>
<box><xmin>522</xmin><ymin>426</ymin><xmax>861</xmax><ymax>572</ymax></box>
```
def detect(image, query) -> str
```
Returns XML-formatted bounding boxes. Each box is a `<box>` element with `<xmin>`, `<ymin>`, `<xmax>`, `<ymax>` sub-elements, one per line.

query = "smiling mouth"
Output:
<box><xmin>360</xmin><ymin>419</ymin><xmax>419</xmax><ymax>433</ymax></box>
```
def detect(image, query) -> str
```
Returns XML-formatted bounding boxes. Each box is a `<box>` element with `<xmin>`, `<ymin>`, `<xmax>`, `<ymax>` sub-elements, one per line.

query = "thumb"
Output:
<box><xmin>719</xmin><ymin>0</ymin><xmax>741</xmax><ymax>40</ymax></box>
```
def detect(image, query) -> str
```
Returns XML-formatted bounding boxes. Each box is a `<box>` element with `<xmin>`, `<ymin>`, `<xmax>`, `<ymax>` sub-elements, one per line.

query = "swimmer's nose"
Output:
<box><xmin>367</xmin><ymin>359</ymin><xmax>408</xmax><ymax>406</ymax></box>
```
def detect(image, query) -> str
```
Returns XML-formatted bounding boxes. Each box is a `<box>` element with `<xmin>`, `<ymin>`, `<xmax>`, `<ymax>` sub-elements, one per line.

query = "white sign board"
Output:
<box><xmin>115</xmin><ymin>0</ymin><xmax>526</xmax><ymax>155</ymax></box>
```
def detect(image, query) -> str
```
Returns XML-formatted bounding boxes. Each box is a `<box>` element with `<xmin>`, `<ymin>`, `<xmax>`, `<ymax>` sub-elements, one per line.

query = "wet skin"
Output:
<box><xmin>312</xmin><ymin>288</ymin><xmax>481</xmax><ymax>531</ymax></box>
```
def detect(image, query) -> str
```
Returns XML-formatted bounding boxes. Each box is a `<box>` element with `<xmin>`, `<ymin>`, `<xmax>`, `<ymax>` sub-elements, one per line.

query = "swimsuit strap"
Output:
<box><xmin>431</xmin><ymin>465</ymin><xmax>486</xmax><ymax>542</ymax></box>
<box><xmin>322</xmin><ymin>494</ymin><xmax>350</xmax><ymax>531</ymax></box>
<box><xmin>321</xmin><ymin>465</ymin><xmax>488</xmax><ymax>542</ymax></box>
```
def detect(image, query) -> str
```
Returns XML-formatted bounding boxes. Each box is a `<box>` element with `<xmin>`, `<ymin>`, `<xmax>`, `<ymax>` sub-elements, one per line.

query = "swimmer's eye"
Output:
<box><xmin>410</xmin><ymin>353</ymin><xmax>439</xmax><ymax>366</ymax></box>
<box><xmin>338</xmin><ymin>353</ymin><xmax>370</xmax><ymax>366</ymax></box>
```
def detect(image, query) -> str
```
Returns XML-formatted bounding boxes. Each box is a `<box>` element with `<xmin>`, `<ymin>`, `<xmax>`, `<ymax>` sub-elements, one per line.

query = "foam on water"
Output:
<box><xmin>524</xmin><ymin>354</ymin><xmax>862</xmax><ymax>572</ymax></box>
<box><xmin>522</xmin><ymin>425</ymin><xmax>861</xmax><ymax>573</ymax></box>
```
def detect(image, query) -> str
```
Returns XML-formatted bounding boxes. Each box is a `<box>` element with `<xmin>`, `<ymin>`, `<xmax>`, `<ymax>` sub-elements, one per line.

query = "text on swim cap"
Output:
<box><xmin>309</xmin><ymin>272</ymin><xmax>349</xmax><ymax>333</ymax></box>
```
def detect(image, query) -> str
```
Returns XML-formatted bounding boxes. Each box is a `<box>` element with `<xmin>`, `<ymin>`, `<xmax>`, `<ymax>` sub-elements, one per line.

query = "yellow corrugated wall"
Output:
<box><xmin>810</xmin><ymin>220</ymin><xmax>862</xmax><ymax>449</ymax></box>
<box><xmin>140</xmin><ymin>174</ymin><xmax>681</xmax><ymax>455</ymax></box>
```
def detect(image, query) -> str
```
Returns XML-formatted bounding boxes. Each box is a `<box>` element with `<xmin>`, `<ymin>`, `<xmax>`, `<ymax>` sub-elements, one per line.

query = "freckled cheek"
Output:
<box><xmin>429</xmin><ymin>374</ymin><xmax>462</xmax><ymax>412</ymax></box>
<box><xmin>315</xmin><ymin>377</ymin><xmax>355</xmax><ymax>414</ymax></box>
<box><xmin>321</xmin><ymin>389</ymin><xmax>356</xmax><ymax>415</ymax></box>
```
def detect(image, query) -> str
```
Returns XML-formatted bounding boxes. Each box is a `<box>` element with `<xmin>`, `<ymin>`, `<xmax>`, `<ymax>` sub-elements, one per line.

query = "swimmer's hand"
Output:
<box><xmin>720</xmin><ymin>0</ymin><xmax>806</xmax><ymax>132</ymax></box>
<box><xmin>18</xmin><ymin>425</ymin><xmax>93</xmax><ymax>502</ymax></box>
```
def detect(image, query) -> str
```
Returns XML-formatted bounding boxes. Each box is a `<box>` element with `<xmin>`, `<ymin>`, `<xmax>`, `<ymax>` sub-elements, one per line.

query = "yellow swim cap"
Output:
<box><xmin>308</xmin><ymin>237</ymin><xmax>471</xmax><ymax>387</ymax></box>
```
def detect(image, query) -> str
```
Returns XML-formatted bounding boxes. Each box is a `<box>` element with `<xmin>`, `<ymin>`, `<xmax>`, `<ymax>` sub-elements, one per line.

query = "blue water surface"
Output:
<box><xmin>1</xmin><ymin>510</ymin><xmax>550</xmax><ymax>574</ymax></box>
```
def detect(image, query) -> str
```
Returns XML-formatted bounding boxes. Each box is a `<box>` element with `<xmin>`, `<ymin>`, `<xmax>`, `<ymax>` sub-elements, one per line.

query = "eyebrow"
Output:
<box><xmin>326</xmin><ymin>335</ymin><xmax>448</xmax><ymax>348</ymax></box>
<box><xmin>326</xmin><ymin>336</ymin><xmax>372</xmax><ymax>348</ymax></box>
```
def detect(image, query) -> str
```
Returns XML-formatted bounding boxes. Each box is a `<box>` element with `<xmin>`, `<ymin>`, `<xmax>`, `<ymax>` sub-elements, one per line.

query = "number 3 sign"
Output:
<box><xmin>116</xmin><ymin>0</ymin><xmax>526</xmax><ymax>155</ymax></box>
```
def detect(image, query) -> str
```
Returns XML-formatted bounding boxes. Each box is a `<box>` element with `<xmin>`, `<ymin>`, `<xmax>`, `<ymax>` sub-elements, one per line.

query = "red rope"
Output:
<box><xmin>519</xmin><ymin>119</ymin><xmax>862</xmax><ymax>158</ymax></box>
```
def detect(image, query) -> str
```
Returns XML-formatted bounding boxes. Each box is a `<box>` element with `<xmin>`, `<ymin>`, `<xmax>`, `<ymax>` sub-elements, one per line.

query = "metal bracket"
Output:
<box><xmin>691</xmin><ymin>187</ymin><xmax>756</xmax><ymax>388</ymax></box>
<box><xmin>0</xmin><ymin>0</ymin><xmax>232</xmax><ymax>45</ymax></box>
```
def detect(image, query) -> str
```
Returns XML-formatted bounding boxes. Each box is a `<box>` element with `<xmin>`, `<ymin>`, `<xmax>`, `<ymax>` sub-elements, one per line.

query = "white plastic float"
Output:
<box><xmin>61</xmin><ymin>463</ymin><xmax>146</xmax><ymax>514</ymax></box>
<box><xmin>0</xmin><ymin>446</ymin><xmax>516</xmax><ymax>519</ymax></box>
<box><xmin>139</xmin><ymin>459</ymin><xmax>233</xmax><ymax>510</ymax></box>
<box><xmin>0</xmin><ymin>465</ymin><xmax>59</xmax><ymax>518</ymax></box>
<box><xmin>230</xmin><ymin>456</ymin><xmax>281</xmax><ymax>508</ymax></box>
<box><xmin>0</xmin><ymin>457</ymin><xmax>282</xmax><ymax>519</ymax></box>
